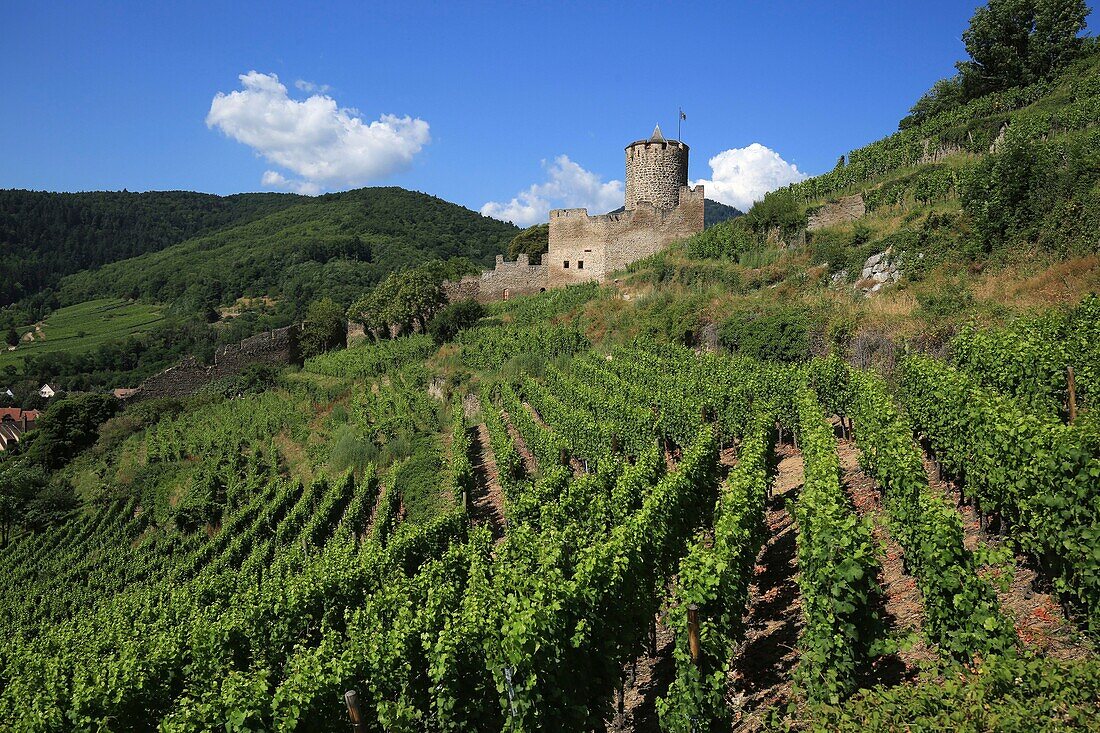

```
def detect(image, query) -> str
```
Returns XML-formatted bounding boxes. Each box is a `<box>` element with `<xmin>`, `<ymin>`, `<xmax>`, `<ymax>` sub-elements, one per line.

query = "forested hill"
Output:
<box><xmin>56</xmin><ymin>187</ymin><xmax>518</xmax><ymax>314</ymax></box>
<box><xmin>0</xmin><ymin>190</ymin><xmax>302</xmax><ymax>308</ymax></box>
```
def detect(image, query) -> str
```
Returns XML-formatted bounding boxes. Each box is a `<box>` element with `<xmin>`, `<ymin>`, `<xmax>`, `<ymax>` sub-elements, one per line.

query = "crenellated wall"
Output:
<box><xmin>441</xmin><ymin>129</ymin><xmax>704</xmax><ymax>301</ymax></box>
<box><xmin>441</xmin><ymin>253</ymin><xmax>549</xmax><ymax>303</ymax></box>
<box><xmin>547</xmin><ymin>185</ymin><xmax>704</xmax><ymax>287</ymax></box>
<box><xmin>126</xmin><ymin>324</ymin><xmax>302</xmax><ymax>400</ymax></box>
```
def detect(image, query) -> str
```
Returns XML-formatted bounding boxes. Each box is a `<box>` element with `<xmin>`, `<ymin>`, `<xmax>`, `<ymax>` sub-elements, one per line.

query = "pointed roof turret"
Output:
<box><xmin>650</xmin><ymin>124</ymin><xmax>665</xmax><ymax>142</ymax></box>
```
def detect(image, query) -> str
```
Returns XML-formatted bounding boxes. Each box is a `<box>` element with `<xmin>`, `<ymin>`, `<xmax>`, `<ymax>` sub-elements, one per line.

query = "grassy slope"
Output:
<box><xmin>590</xmin><ymin>47</ymin><xmax>1100</xmax><ymax>355</ymax></box>
<box><xmin>0</xmin><ymin>298</ymin><xmax>163</xmax><ymax>372</ymax></box>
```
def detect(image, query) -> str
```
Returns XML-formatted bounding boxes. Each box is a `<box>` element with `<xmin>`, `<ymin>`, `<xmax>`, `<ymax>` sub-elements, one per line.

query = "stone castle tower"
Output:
<box><xmin>442</xmin><ymin>126</ymin><xmax>704</xmax><ymax>302</ymax></box>
<box><xmin>625</xmin><ymin>125</ymin><xmax>690</xmax><ymax>211</ymax></box>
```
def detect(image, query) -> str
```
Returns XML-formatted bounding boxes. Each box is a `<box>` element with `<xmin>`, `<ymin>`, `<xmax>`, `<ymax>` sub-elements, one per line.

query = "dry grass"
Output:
<box><xmin>972</xmin><ymin>254</ymin><xmax>1100</xmax><ymax>313</ymax></box>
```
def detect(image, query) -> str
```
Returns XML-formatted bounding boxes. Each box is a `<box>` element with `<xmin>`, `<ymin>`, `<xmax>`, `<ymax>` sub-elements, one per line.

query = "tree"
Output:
<box><xmin>428</xmin><ymin>299</ymin><xmax>485</xmax><ymax>343</ymax></box>
<box><xmin>4</xmin><ymin>328</ymin><xmax>18</xmax><ymax>347</ymax></box>
<box><xmin>899</xmin><ymin>77</ymin><xmax>965</xmax><ymax>130</ymax></box>
<box><xmin>508</xmin><ymin>224</ymin><xmax>550</xmax><ymax>264</ymax></box>
<box><xmin>24</xmin><ymin>393</ymin><xmax>119</xmax><ymax>469</ymax></box>
<box><xmin>957</xmin><ymin>0</ymin><xmax>1088</xmax><ymax>99</ymax></box>
<box><xmin>300</xmin><ymin>297</ymin><xmax>347</xmax><ymax>358</ymax></box>
<box><xmin>347</xmin><ymin>263</ymin><xmax>450</xmax><ymax>339</ymax></box>
<box><xmin>1031</xmin><ymin>0</ymin><xmax>1091</xmax><ymax>78</ymax></box>
<box><xmin>22</xmin><ymin>479</ymin><xmax>76</xmax><ymax>530</ymax></box>
<box><xmin>0</xmin><ymin>463</ymin><xmax>46</xmax><ymax>545</ymax></box>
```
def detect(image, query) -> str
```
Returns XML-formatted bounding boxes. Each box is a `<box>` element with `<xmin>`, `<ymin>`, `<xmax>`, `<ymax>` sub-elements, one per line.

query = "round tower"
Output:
<box><xmin>624</xmin><ymin>124</ymin><xmax>689</xmax><ymax>211</ymax></box>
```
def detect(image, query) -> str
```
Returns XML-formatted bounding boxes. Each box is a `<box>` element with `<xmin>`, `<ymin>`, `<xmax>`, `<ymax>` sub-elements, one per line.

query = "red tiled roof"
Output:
<box><xmin>0</xmin><ymin>408</ymin><xmax>40</xmax><ymax>422</ymax></box>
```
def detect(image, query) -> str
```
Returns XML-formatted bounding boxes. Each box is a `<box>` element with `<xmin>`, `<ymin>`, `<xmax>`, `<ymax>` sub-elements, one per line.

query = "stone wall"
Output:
<box><xmin>806</xmin><ymin>194</ymin><xmax>866</xmax><ymax>231</ymax></box>
<box><xmin>128</xmin><ymin>324</ymin><xmax>302</xmax><ymax>400</ymax></box>
<box><xmin>919</xmin><ymin>139</ymin><xmax>967</xmax><ymax>165</ymax></box>
<box><xmin>547</xmin><ymin>185</ymin><xmax>704</xmax><ymax>287</ymax></box>
<box><xmin>625</xmin><ymin>140</ymin><xmax>689</xmax><ymax>211</ymax></box>
<box><xmin>442</xmin><ymin>253</ymin><xmax>549</xmax><ymax>303</ymax></box>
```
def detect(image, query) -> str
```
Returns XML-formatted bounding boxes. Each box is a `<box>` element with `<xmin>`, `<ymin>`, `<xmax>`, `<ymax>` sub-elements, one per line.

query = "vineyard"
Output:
<box><xmin>1</xmin><ymin>305</ymin><xmax>1098</xmax><ymax>731</ymax></box>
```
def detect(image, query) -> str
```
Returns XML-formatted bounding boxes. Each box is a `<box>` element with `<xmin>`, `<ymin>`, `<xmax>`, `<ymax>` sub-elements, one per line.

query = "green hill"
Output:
<box><xmin>56</xmin><ymin>187</ymin><xmax>518</xmax><ymax>315</ymax></box>
<box><xmin>611</xmin><ymin>39</ymin><xmax>1100</xmax><ymax>359</ymax></box>
<box><xmin>0</xmin><ymin>189</ymin><xmax>301</xmax><ymax>308</ymax></box>
<box><xmin>1</xmin><ymin>6</ymin><xmax>1099</xmax><ymax>730</ymax></box>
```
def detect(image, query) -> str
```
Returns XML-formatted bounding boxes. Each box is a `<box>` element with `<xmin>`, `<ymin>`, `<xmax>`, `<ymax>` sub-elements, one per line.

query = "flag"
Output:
<box><xmin>680</xmin><ymin>110</ymin><xmax>687</xmax><ymax>120</ymax></box>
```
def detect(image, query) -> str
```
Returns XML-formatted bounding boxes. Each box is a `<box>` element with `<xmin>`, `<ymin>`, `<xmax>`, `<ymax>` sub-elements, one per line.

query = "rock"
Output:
<box><xmin>807</xmin><ymin>194</ymin><xmax>866</xmax><ymax>231</ymax></box>
<box><xmin>855</xmin><ymin>248</ymin><xmax>903</xmax><ymax>296</ymax></box>
<box><xmin>427</xmin><ymin>377</ymin><xmax>446</xmax><ymax>402</ymax></box>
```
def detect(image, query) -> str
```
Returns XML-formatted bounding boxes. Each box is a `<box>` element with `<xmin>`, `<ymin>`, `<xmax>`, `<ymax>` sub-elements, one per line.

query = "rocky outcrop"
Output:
<box><xmin>807</xmin><ymin>194</ymin><xmax>865</xmax><ymax>231</ymax></box>
<box><xmin>856</xmin><ymin>249</ymin><xmax>902</xmax><ymax>295</ymax></box>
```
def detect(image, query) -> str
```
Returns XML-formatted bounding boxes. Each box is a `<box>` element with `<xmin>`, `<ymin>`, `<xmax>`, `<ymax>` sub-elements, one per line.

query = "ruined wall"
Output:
<box><xmin>130</xmin><ymin>324</ymin><xmax>302</xmax><ymax>400</ymax></box>
<box><xmin>547</xmin><ymin>185</ymin><xmax>704</xmax><ymax>287</ymax></box>
<box><xmin>625</xmin><ymin>140</ymin><xmax>689</xmax><ymax>211</ymax></box>
<box><xmin>806</xmin><ymin>194</ymin><xmax>866</xmax><ymax>231</ymax></box>
<box><xmin>442</xmin><ymin>254</ymin><xmax>549</xmax><ymax>303</ymax></box>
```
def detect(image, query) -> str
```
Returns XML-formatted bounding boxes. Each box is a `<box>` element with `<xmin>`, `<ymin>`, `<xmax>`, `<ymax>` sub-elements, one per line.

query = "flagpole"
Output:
<box><xmin>678</xmin><ymin>107</ymin><xmax>681</xmax><ymax>142</ymax></box>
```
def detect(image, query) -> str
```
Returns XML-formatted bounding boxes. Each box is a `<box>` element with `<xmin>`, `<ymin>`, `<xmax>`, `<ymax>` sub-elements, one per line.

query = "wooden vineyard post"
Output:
<box><xmin>344</xmin><ymin>690</ymin><xmax>367</xmax><ymax>733</ymax></box>
<box><xmin>687</xmin><ymin>604</ymin><xmax>701</xmax><ymax>668</ymax></box>
<box><xmin>1067</xmin><ymin>366</ymin><xmax>1077</xmax><ymax>424</ymax></box>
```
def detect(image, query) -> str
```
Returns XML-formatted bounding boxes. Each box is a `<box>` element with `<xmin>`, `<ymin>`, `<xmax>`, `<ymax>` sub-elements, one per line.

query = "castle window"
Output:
<box><xmin>577</xmin><ymin>260</ymin><xmax>584</xmax><ymax>270</ymax></box>
<box><xmin>563</xmin><ymin>260</ymin><xmax>569</xmax><ymax>268</ymax></box>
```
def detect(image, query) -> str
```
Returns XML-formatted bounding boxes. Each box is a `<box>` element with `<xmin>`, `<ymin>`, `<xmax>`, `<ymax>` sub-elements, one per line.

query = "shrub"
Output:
<box><xmin>683</xmin><ymin>220</ymin><xmax>755</xmax><ymax>259</ymax></box>
<box><xmin>299</xmin><ymin>297</ymin><xmax>347</xmax><ymax>358</ymax></box>
<box><xmin>916</xmin><ymin>283</ymin><xmax>974</xmax><ymax>318</ymax></box>
<box><xmin>719</xmin><ymin>307</ymin><xmax>811</xmax><ymax>363</ymax></box>
<box><xmin>427</xmin><ymin>299</ymin><xmax>485</xmax><ymax>343</ymax></box>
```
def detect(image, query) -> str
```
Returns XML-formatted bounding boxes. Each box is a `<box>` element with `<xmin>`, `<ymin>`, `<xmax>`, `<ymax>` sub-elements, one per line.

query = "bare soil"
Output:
<box><xmin>923</xmin><ymin>455</ymin><xmax>1094</xmax><ymax>661</ymax></box>
<box><xmin>836</xmin><ymin>436</ymin><xmax>937</xmax><ymax>682</ymax></box>
<box><xmin>469</xmin><ymin>423</ymin><xmax>506</xmax><ymax>542</ymax></box>
<box><xmin>606</xmin><ymin>615</ymin><xmax>676</xmax><ymax>732</ymax></box>
<box><xmin>500</xmin><ymin>409</ymin><xmax>538</xmax><ymax>477</ymax></box>
<box><xmin>728</xmin><ymin>444</ymin><xmax>804</xmax><ymax>732</ymax></box>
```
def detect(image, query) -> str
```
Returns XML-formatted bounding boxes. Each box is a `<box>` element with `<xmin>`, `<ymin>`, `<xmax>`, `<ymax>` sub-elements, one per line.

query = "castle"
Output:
<box><xmin>445</xmin><ymin>126</ymin><xmax>704</xmax><ymax>301</ymax></box>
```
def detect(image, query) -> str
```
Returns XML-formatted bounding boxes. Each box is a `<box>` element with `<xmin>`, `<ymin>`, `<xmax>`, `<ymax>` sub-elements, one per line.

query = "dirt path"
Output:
<box><xmin>836</xmin><ymin>437</ymin><xmax>937</xmax><ymax>682</ymax></box>
<box><xmin>524</xmin><ymin>401</ymin><xmax>587</xmax><ymax>475</ymax></box>
<box><xmin>923</xmin><ymin>455</ymin><xmax>1093</xmax><ymax>661</ymax></box>
<box><xmin>469</xmin><ymin>423</ymin><xmax>506</xmax><ymax>541</ymax></box>
<box><xmin>500</xmin><ymin>410</ymin><xmax>538</xmax><ymax>476</ymax></box>
<box><xmin>728</xmin><ymin>443</ymin><xmax>804</xmax><ymax>731</ymax></box>
<box><xmin>363</xmin><ymin>478</ymin><xmax>389</xmax><ymax>540</ymax></box>
<box><xmin>606</xmin><ymin>615</ymin><xmax>675</xmax><ymax>733</ymax></box>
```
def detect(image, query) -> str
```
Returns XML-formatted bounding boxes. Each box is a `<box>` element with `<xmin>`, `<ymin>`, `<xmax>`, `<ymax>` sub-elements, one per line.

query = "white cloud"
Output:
<box><xmin>693</xmin><ymin>143</ymin><xmax>806</xmax><ymax>212</ymax></box>
<box><xmin>481</xmin><ymin>155</ymin><xmax>624</xmax><ymax>227</ymax></box>
<box><xmin>207</xmin><ymin>71</ymin><xmax>430</xmax><ymax>194</ymax></box>
<box><xmin>261</xmin><ymin>170</ymin><xmax>321</xmax><ymax>195</ymax></box>
<box><xmin>294</xmin><ymin>79</ymin><xmax>331</xmax><ymax>94</ymax></box>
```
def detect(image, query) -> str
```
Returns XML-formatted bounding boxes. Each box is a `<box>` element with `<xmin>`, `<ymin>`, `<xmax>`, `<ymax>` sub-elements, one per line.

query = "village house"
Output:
<box><xmin>0</xmin><ymin>408</ymin><xmax>41</xmax><ymax>451</ymax></box>
<box><xmin>38</xmin><ymin>384</ymin><xmax>56</xmax><ymax>399</ymax></box>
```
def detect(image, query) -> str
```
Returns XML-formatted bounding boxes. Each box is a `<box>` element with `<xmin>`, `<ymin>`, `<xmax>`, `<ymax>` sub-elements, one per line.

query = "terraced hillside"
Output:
<box><xmin>1</xmin><ymin>278</ymin><xmax>1097</xmax><ymax>730</ymax></box>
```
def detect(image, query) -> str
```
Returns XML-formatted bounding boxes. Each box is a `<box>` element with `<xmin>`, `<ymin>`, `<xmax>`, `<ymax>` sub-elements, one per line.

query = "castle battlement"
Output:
<box><xmin>443</xmin><ymin>125</ymin><xmax>705</xmax><ymax>301</ymax></box>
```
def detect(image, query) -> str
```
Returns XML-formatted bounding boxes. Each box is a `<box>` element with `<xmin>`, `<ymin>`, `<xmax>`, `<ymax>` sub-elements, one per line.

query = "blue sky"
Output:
<box><xmin>2</xmin><ymin>1</ymin><xmax>1092</xmax><ymax>223</ymax></box>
